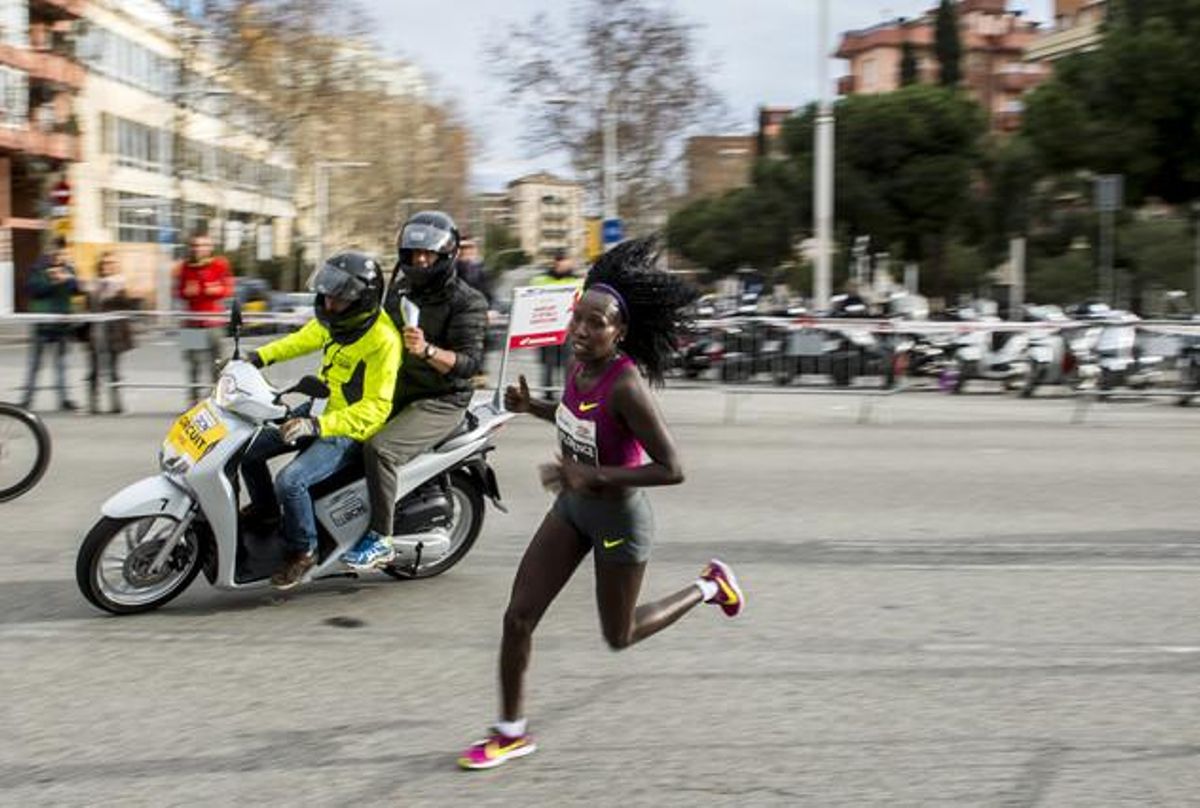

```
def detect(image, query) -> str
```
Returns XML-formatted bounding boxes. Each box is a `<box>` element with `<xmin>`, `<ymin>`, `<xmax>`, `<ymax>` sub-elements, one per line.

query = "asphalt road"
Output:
<box><xmin>2</xmin><ymin>337</ymin><xmax>1200</xmax><ymax>806</ymax></box>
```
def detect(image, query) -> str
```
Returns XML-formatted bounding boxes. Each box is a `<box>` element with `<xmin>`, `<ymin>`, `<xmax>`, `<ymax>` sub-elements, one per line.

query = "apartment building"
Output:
<box><xmin>836</xmin><ymin>0</ymin><xmax>1048</xmax><ymax>132</ymax></box>
<box><xmin>506</xmin><ymin>172</ymin><xmax>585</xmax><ymax>263</ymax></box>
<box><xmin>70</xmin><ymin>0</ymin><xmax>294</xmax><ymax>304</ymax></box>
<box><xmin>684</xmin><ymin>135</ymin><xmax>755</xmax><ymax>202</ymax></box>
<box><xmin>0</xmin><ymin>0</ymin><xmax>84</xmax><ymax>313</ymax></box>
<box><xmin>1026</xmin><ymin>0</ymin><xmax>1107</xmax><ymax>63</ymax></box>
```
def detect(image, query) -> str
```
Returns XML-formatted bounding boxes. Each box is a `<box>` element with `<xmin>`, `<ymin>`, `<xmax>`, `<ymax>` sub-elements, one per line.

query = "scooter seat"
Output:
<box><xmin>432</xmin><ymin>411</ymin><xmax>478</xmax><ymax>451</ymax></box>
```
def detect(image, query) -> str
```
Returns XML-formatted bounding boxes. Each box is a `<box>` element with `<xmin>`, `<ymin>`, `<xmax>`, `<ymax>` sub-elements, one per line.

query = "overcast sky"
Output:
<box><xmin>357</xmin><ymin>1</ymin><xmax>1054</xmax><ymax>192</ymax></box>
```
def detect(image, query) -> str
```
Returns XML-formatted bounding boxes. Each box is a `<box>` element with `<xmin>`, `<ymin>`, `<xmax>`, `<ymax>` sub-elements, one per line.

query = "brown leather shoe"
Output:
<box><xmin>270</xmin><ymin>551</ymin><xmax>315</xmax><ymax>590</ymax></box>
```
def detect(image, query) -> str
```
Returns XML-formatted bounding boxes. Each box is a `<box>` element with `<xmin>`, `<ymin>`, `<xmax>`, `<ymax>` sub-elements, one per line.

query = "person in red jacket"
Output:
<box><xmin>175</xmin><ymin>232</ymin><xmax>233</xmax><ymax>402</ymax></box>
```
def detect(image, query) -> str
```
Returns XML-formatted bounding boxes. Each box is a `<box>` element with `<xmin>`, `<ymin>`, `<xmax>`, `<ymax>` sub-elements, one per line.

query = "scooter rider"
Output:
<box><xmin>340</xmin><ymin>211</ymin><xmax>488</xmax><ymax>569</ymax></box>
<box><xmin>239</xmin><ymin>250</ymin><xmax>401</xmax><ymax>589</ymax></box>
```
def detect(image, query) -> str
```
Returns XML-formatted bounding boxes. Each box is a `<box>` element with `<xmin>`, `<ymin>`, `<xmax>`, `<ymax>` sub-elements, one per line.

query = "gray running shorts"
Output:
<box><xmin>551</xmin><ymin>489</ymin><xmax>654</xmax><ymax>564</ymax></box>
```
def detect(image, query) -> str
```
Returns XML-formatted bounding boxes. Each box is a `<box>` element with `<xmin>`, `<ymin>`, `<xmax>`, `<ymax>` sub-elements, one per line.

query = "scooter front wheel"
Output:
<box><xmin>76</xmin><ymin>516</ymin><xmax>202</xmax><ymax>615</ymax></box>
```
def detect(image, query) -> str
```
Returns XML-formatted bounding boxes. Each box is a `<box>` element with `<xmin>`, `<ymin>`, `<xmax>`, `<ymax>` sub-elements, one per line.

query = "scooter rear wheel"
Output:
<box><xmin>382</xmin><ymin>471</ymin><xmax>484</xmax><ymax>580</ymax></box>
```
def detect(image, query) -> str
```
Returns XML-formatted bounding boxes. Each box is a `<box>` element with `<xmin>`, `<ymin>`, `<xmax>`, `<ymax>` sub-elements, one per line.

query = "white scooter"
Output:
<box><xmin>950</xmin><ymin>326</ymin><xmax>1030</xmax><ymax>393</ymax></box>
<box><xmin>76</xmin><ymin>307</ymin><xmax>512</xmax><ymax>615</ymax></box>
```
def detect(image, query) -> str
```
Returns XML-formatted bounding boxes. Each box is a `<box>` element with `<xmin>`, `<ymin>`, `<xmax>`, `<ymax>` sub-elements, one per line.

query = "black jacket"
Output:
<box><xmin>385</xmin><ymin>270</ymin><xmax>488</xmax><ymax>413</ymax></box>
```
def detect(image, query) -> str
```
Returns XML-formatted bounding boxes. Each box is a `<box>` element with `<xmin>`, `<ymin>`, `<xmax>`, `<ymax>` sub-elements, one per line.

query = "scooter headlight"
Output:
<box><xmin>213</xmin><ymin>374</ymin><xmax>242</xmax><ymax>409</ymax></box>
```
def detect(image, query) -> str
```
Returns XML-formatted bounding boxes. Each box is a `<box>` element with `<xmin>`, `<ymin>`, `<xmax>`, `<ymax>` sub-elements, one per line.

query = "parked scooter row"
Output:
<box><xmin>677</xmin><ymin>307</ymin><xmax>1198</xmax><ymax>402</ymax></box>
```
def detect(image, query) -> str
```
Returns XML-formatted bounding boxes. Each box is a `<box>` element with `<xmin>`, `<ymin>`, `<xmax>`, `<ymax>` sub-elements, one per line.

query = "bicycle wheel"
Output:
<box><xmin>0</xmin><ymin>402</ymin><xmax>51</xmax><ymax>502</ymax></box>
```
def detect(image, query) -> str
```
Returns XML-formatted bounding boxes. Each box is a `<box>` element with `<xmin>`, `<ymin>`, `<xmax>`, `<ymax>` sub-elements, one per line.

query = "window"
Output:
<box><xmin>0</xmin><ymin>66</ymin><xmax>28</xmax><ymax>127</ymax></box>
<box><xmin>79</xmin><ymin>24</ymin><xmax>177</xmax><ymax>97</ymax></box>
<box><xmin>0</xmin><ymin>0</ymin><xmax>28</xmax><ymax>48</ymax></box>
<box><xmin>107</xmin><ymin>191</ymin><xmax>176</xmax><ymax>245</ymax></box>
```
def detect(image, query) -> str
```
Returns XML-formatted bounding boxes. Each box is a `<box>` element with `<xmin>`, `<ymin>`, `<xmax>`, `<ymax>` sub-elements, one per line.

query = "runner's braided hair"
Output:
<box><xmin>584</xmin><ymin>236</ymin><xmax>697</xmax><ymax>387</ymax></box>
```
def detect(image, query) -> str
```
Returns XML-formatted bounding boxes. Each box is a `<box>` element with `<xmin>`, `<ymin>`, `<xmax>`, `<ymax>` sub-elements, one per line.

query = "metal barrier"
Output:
<box><xmin>2</xmin><ymin>310</ymin><xmax>309</xmax><ymax>396</ymax></box>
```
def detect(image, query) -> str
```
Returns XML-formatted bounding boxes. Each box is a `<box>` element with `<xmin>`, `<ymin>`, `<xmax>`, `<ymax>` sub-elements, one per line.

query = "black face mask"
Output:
<box><xmin>404</xmin><ymin>263</ymin><xmax>445</xmax><ymax>292</ymax></box>
<box><xmin>400</xmin><ymin>251</ymin><xmax>455</xmax><ymax>294</ymax></box>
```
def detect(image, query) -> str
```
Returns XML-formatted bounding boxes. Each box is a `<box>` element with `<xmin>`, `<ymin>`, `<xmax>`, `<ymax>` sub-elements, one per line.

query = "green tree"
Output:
<box><xmin>934</xmin><ymin>0</ymin><xmax>961</xmax><ymax>88</ymax></box>
<box><xmin>899</xmin><ymin>40</ymin><xmax>919</xmax><ymax>87</ymax></box>
<box><xmin>483</xmin><ymin>223</ymin><xmax>528</xmax><ymax>272</ymax></box>
<box><xmin>829</xmin><ymin>86</ymin><xmax>985</xmax><ymax>297</ymax></box>
<box><xmin>1022</xmin><ymin>0</ymin><xmax>1200</xmax><ymax>204</ymax></box>
<box><xmin>671</xmin><ymin>86</ymin><xmax>987</xmax><ymax>299</ymax></box>
<box><xmin>1117</xmin><ymin>217</ymin><xmax>1193</xmax><ymax>310</ymax></box>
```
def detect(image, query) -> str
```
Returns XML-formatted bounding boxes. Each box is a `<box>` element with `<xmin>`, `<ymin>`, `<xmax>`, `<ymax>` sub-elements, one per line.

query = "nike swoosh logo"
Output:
<box><xmin>579</xmin><ymin>401</ymin><xmax>600</xmax><ymax>412</ymax></box>
<box><xmin>603</xmin><ymin>538</ymin><xmax>626</xmax><ymax>549</ymax></box>
<box><xmin>716</xmin><ymin>577</ymin><xmax>739</xmax><ymax>605</ymax></box>
<box><xmin>485</xmin><ymin>739</ymin><xmax>527</xmax><ymax>759</ymax></box>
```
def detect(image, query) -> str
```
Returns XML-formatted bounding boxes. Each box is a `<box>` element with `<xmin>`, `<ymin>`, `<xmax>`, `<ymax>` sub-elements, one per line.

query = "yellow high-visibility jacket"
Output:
<box><xmin>256</xmin><ymin>315</ymin><xmax>401</xmax><ymax>442</ymax></box>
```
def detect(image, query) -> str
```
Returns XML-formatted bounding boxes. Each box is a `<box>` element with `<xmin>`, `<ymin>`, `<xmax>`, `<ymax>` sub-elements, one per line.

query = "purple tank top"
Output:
<box><xmin>556</xmin><ymin>355</ymin><xmax>644</xmax><ymax>468</ymax></box>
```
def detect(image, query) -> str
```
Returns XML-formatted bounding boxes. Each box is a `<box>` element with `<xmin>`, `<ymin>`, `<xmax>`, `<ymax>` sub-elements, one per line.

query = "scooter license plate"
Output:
<box><xmin>166</xmin><ymin>402</ymin><xmax>227</xmax><ymax>462</ymax></box>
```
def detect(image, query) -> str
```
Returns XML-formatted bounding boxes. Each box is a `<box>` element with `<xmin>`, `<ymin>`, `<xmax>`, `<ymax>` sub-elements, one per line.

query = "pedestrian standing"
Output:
<box><xmin>530</xmin><ymin>248</ymin><xmax>582</xmax><ymax>399</ymax></box>
<box><xmin>175</xmin><ymin>232</ymin><xmax>233</xmax><ymax>403</ymax></box>
<box><xmin>86</xmin><ymin>252</ymin><xmax>135</xmax><ymax>415</ymax></box>
<box><xmin>20</xmin><ymin>239</ymin><xmax>79</xmax><ymax>411</ymax></box>
<box><xmin>458</xmin><ymin>238</ymin><xmax>746</xmax><ymax>770</ymax></box>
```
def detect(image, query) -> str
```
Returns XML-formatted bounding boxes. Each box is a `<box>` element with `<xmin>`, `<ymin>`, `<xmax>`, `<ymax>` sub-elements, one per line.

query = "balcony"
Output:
<box><xmin>997</xmin><ymin>69</ymin><xmax>1045</xmax><ymax>93</ymax></box>
<box><xmin>0</xmin><ymin>45</ymin><xmax>85</xmax><ymax>90</ymax></box>
<box><xmin>837</xmin><ymin>75</ymin><xmax>856</xmax><ymax>96</ymax></box>
<box><xmin>0</xmin><ymin>125</ymin><xmax>80</xmax><ymax>161</ymax></box>
<box><xmin>30</xmin><ymin>0</ymin><xmax>85</xmax><ymax>20</ymax></box>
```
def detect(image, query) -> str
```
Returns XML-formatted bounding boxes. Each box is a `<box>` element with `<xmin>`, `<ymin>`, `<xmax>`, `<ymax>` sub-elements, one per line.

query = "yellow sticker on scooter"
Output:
<box><xmin>166</xmin><ymin>402</ymin><xmax>228</xmax><ymax>462</ymax></box>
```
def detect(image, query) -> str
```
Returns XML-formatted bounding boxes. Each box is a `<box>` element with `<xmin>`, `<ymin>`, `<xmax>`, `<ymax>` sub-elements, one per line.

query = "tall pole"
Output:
<box><xmin>604</xmin><ymin>91</ymin><xmax>618</xmax><ymax>222</ymax></box>
<box><xmin>1099</xmin><ymin>208</ymin><xmax>1114</xmax><ymax>306</ymax></box>
<box><xmin>813</xmin><ymin>0</ymin><xmax>835</xmax><ymax>311</ymax></box>
<box><xmin>1193</xmin><ymin>206</ymin><xmax>1200</xmax><ymax>313</ymax></box>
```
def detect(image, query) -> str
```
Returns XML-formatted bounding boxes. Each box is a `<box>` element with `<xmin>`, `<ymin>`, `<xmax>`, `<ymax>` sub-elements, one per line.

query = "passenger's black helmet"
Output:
<box><xmin>396</xmin><ymin>210</ymin><xmax>460</xmax><ymax>292</ymax></box>
<box><xmin>308</xmin><ymin>249</ymin><xmax>384</xmax><ymax>343</ymax></box>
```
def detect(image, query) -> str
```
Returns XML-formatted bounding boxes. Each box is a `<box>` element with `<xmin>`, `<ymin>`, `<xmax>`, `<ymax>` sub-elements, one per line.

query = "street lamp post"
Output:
<box><xmin>313</xmin><ymin>161</ymin><xmax>371</xmax><ymax>276</ymax></box>
<box><xmin>813</xmin><ymin>0</ymin><xmax>835</xmax><ymax>312</ymax></box>
<box><xmin>603</xmin><ymin>91</ymin><xmax>618</xmax><ymax>223</ymax></box>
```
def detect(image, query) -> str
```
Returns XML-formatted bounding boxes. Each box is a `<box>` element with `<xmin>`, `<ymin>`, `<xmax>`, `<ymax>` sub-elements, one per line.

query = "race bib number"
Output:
<box><xmin>556</xmin><ymin>404</ymin><xmax>598</xmax><ymax>467</ymax></box>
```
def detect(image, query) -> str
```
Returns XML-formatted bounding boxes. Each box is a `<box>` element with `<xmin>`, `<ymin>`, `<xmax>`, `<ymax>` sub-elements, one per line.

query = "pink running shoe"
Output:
<box><xmin>700</xmin><ymin>558</ymin><xmax>745</xmax><ymax>617</ymax></box>
<box><xmin>458</xmin><ymin>729</ymin><xmax>537</xmax><ymax>770</ymax></box>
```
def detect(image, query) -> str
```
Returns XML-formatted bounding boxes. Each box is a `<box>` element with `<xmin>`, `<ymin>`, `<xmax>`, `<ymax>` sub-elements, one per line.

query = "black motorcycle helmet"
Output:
<box><xmin>396</xmin><ymin>210</ymin><xmax>460</xmax><ymax>292</ymax></box>
<box><xmin>308</xmin><ymin>249</ymin><xmax>384</xmax><ymax>343</ymax></box>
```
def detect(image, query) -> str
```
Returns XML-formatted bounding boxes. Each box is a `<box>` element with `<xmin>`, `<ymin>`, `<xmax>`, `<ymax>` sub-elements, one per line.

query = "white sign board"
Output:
<box><xmin>505</xmin><ymin>285</ymin><xmax>579</xmax><ymax>349</ymax></box>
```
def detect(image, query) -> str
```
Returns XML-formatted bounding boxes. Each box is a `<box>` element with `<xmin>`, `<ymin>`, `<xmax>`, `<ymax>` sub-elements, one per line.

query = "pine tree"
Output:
<box><xmin>934</xmin><ymin>0</ymin><xmax>961</xmax><ymax>88</ymax></box>
<box><xmin>899</xmin><ymin>40</ymin><xmax>919</xmax><ymax>87</ymax></box>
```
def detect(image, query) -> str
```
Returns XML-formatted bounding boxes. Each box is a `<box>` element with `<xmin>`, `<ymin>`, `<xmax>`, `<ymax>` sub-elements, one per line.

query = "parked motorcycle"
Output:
<box><xmin>949</xmin><ymin>326</ymin><xmax>1030</xmax><ymax>393</ymax></box>
<box><xmin>1089</xmin><ymin>316</ymin><xmax>1163</xmax><ymax>394</ymax></box>
<box><xmin>1175</xmin><ymin>334</ymin><xmax>1200</xmax><ymax>406</ymax></box>
<box><xmin>76</xmin><ymin>308</ymin><xmax>511</xmax><ymax>615</ymax></box>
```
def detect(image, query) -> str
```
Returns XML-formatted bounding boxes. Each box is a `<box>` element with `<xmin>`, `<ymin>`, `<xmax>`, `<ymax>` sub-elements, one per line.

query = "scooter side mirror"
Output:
<box><xmin>229</xmin><ymin>300</ymin><xmax>243</xmax><ymax>359</ymax></box>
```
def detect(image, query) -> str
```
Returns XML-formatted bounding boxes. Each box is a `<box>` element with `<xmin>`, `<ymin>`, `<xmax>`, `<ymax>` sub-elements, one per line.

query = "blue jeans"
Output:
<box><xmin>22</xmin><ymin>326</ymin><xmax>71</xmax><ymax>408</ymax></box>
<box><xmin>241</xmin><ymin>420</ymin><xmax>360</xmax><ymax>554</ymax></box>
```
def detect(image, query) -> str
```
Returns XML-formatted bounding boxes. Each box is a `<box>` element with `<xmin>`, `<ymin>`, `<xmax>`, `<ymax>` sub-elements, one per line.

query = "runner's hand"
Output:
<box><xmin>559</xmin><ymin>457</ymin><xmax>601</xmax><ymax>493</ymax></box>
<box><xmin>505</xmin><ymin>374</ymin><xmax>532</xmax><ymax>414</ymax></box>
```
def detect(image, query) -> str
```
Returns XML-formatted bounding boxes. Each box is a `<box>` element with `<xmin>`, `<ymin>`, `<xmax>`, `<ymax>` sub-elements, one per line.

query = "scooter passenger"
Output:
<box><xmin>239</xmin><ymin>250</ymin><xmax>401</xmax><ymax>590</ymax></box>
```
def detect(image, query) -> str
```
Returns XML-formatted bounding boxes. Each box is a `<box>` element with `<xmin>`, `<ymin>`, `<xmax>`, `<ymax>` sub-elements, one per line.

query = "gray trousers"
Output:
<box><xmin>365</xmin><ymin>397</ymin><xmax>466</xmax><ymax>535</ymax></box>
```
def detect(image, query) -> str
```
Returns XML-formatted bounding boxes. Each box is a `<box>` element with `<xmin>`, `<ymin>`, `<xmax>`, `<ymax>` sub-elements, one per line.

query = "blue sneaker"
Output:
<box><xmin>340</xmin><ymin>532</ymin><xmax>395</xmax><ymax>570</ymax></box>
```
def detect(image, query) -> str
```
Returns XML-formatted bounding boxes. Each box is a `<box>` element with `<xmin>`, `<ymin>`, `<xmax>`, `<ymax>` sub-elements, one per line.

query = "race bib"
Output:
<box><xmin>556</xmin><ymin>404</ymin><xmax>598</xmax><ymax>467</ymax></box>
